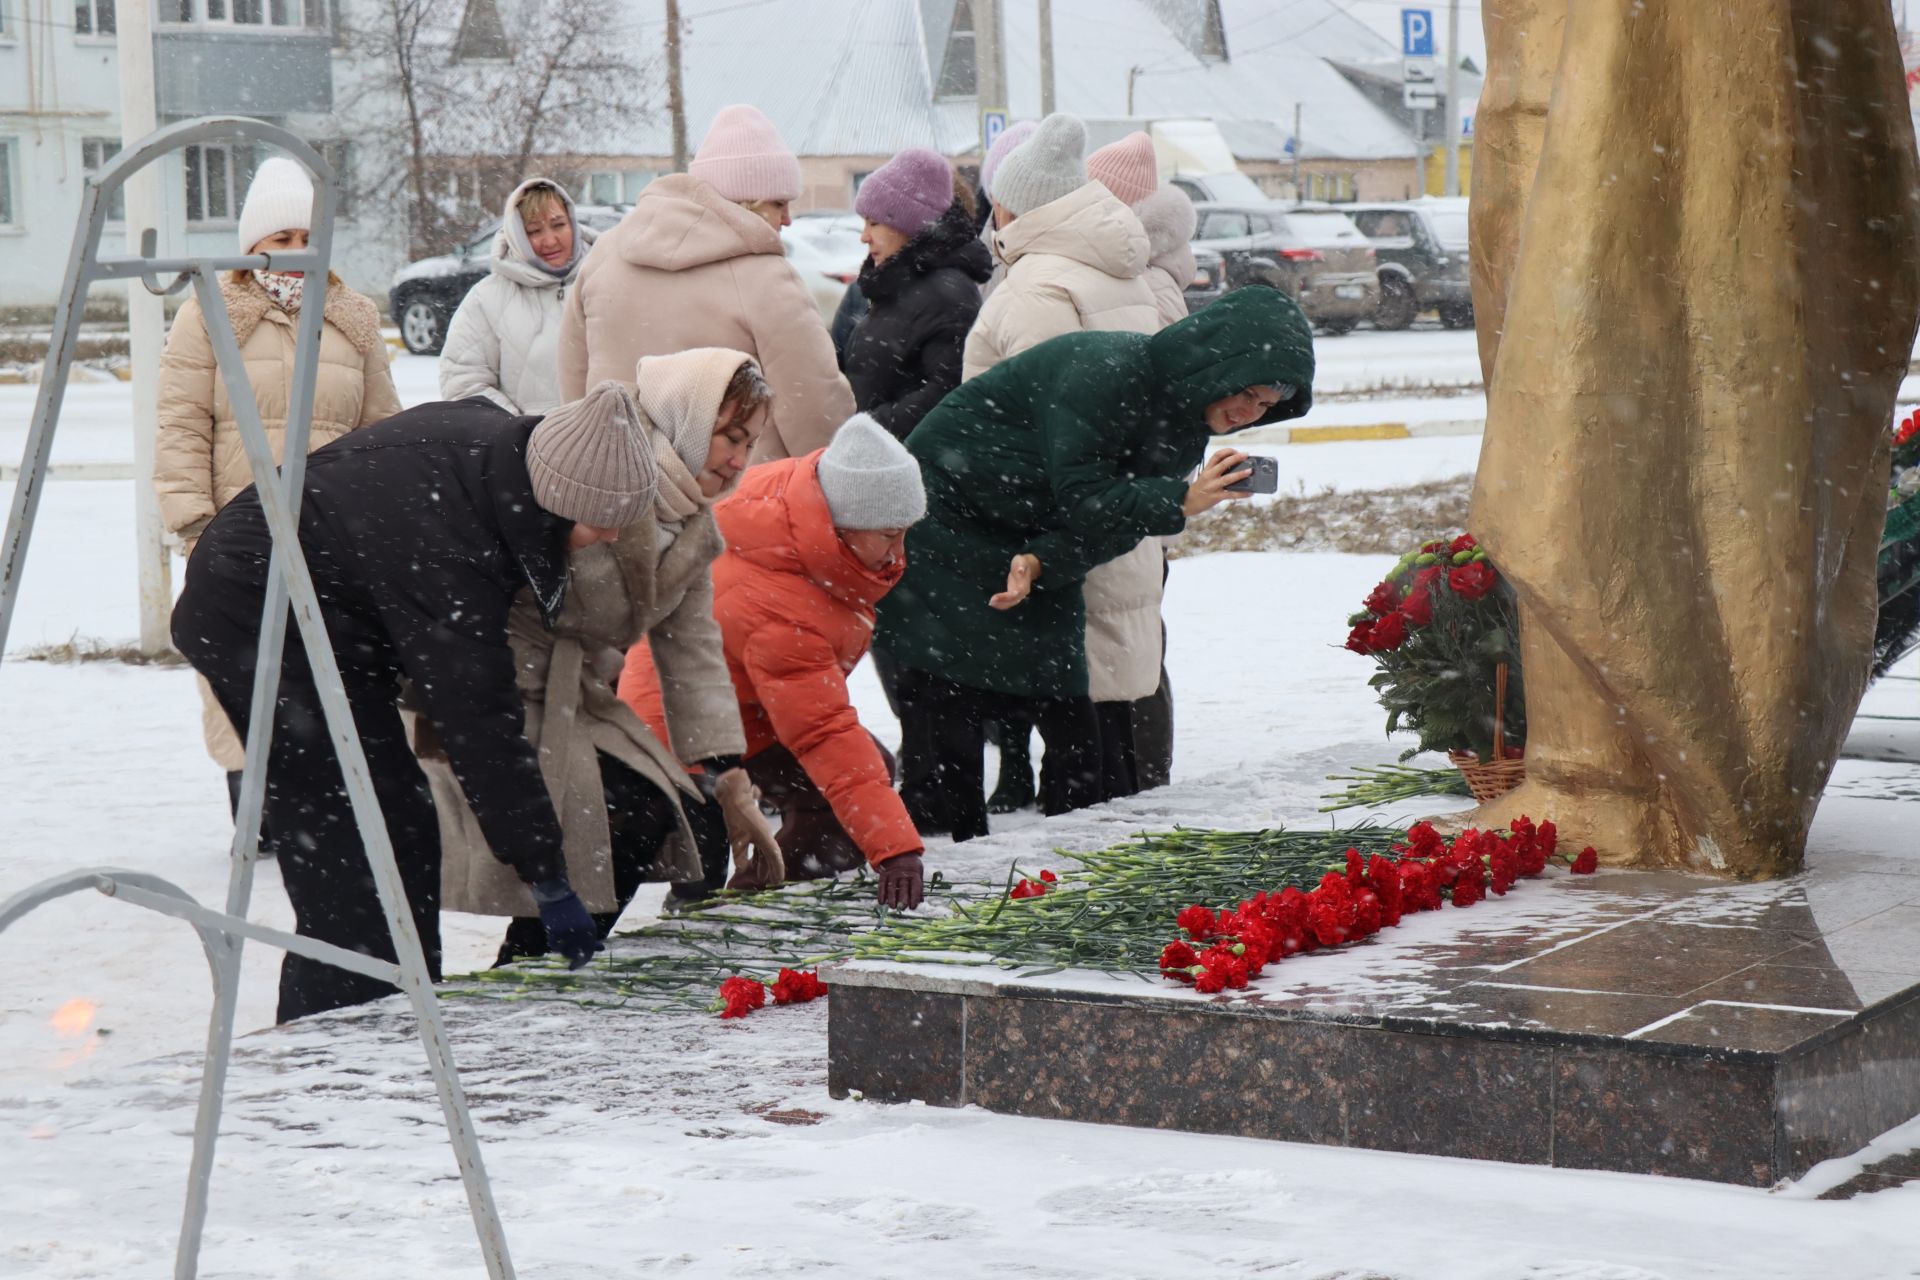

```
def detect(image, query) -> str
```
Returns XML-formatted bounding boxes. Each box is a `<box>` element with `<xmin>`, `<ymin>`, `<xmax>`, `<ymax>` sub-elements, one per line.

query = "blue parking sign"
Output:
<box><xmin>1402</xmin><ymin>8</ymin><xmax>1434</xmax><ymax>57</ymax></box>
<box><xmin>983</xmin><ymin>112</ymin><xmax>1008</xmax><ymax>151</ymax></box>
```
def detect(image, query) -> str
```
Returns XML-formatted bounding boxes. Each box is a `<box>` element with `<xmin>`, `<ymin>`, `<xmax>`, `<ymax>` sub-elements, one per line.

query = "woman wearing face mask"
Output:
<box><xmin>558</xmin><ymin>105</ymin><xmax>855</xmax><ymax>464</ymax></box>
<box><xmin>431</xmin><ymin>349</ymin><xmax>787</xmax><ymax>955</ymax></box>
<box><xmin>154</xmin><ymin>155</ymin><xmax>402</xmax><ymax>826</ymax></box>
<box><xmin>620</xmin><ymin>414</ymin><xmax>930</xmax><ymax>910</ymax></box>
<box><xmin>439</xmin><ymin>177</ymin><xmax>593</xmax><ymax>415</ymax></box>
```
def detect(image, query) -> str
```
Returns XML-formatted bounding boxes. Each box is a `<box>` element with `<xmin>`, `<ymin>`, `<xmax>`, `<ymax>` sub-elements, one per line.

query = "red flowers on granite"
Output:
<box><xmin>1010</xmin><ymin>869</ymin><xmax>1059</xmax><ymax>899</ymax></box>
<box><xmin>771</xmin><ymin>968</ymin><xmax>829</xmax><ymax>1005</ymax></box>
<box><xmin>718</xmin><ymin>975</ymin><xmax>767</xmax><ymax>1019</ymax></box>
<box><xmin>1159</xmin><ymin>817</ymin><xmax>1593</xmax><ymax>992</ymax></box>
<box><xmin>717</xmin><ymin>969</ymin><xmax>828</xmax><ymax>1018</ymax></box>
<box><xmin>1570</xmin><ymin>847</ymin><xmax>1599</xmax><ymax>875</ymax></box>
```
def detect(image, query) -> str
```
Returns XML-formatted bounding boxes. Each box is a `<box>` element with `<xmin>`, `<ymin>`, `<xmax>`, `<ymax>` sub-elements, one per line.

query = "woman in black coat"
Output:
<box><xmin>170</xmin><ymin>384</ymin><xmax>657</xmax><ymax>1020</ymax></box>
<box><xmin>843</xmin><ymin>148</ymin><xmax>993</xmax><ymax>441</ymax></box>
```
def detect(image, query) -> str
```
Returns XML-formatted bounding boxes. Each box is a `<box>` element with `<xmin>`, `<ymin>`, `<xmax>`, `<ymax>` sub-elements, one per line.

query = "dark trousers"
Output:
<box><xmin>746</xmin><ymin>738</ymin><xmax>896</xmax><ymax>878</ymax></box>
<box><xmin>1096</xmin><ymin>667</ymin><xmax>1175</xmax><ymax>801</ymax></box>
<box><xmin>894</xmin><ymin>666</ymin><xmax>1102</xmax><ymax>842</ymax></box>
<box><xmin>173</xmin><ymin>573</ymin><xmax>443</xmax><ymax>1025</ymax></box>
<box><xmin>497</xmin><ymin>755</ymin><xmax>729</xmax><ymax>963</ymax></box>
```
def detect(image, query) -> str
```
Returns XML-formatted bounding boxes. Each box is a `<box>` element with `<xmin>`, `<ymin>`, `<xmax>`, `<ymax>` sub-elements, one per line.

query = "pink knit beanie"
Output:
<box><xmin>855</xmin><ymin>148</ymin><xmax>954</xmax><ymax>239</ymax></box>
<box><xmin>689</xmin><ymin>104</ymin><xmax>803</xmax><ymax>203</ymax></box>
<box><xmin>1087</xmin><ymin>132</ymin><xmax>1159</xmax><ymax>206</ymax></box>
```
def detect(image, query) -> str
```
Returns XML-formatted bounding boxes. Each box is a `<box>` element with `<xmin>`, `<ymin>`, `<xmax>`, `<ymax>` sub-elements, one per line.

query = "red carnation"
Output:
<box><xmin>1403</xmin><ymin>821</ymin><xmax>1447</xmax><ymax>859</ymax></box>
<box><xmin>1038</xmin><ymin>869</ymin><xmax>1059</xmax><ymax>883</ymax></box>
<box><xmin>1413</xmin><ymin>565</ymin><xmax>1443</xmax><ymax>588</ymax></box>
<box><xmin>1193</xmin><ymin>961</ymin><xmax>1228</xmax><ymax>995</ymax></box>
<box><xmin>1368</xmin><ymin>611</ymin><xmax>1410</xmax><ymax>651</ymax></box>
<box><xmin>1448</xmin><ymin>562</ymin><xmax>1497</xmax><ymax>601</ymax></box>
<box><xmin>1452</xmin><ymin>861</ymin><xmax>1486</xmax><ymax>907</ymax></box>
<box><xmin>1571</xmin><ymin>846</ymin><xmax>1599</xmax><ymax>875</ymax></box>
<box><xmin>1345</xmin><ymin>622</ymin><xmax>1377</xmax><ymax>655</ymax></box>
<box><xmin>1159</xmin><ymin>940</ymin><xmax>1200</xmax><ymax>980</ymax></box>
<box><xmin>1009</xmin><ymin>879</ymin><xmax>1044</xmax><ymax>900</ymax></box>
<box><xmin>718</xmin><ymin>975</ymin><xmax>767</xmax><ymax>1019</ymax></box>
<box><xmin>1489</xmin><ymin>845</ymin><xmax>1518</xmax><ymax>896</ymax></box>
<box><xmin>1364</xmin><ymin>581</ymin><xmax>1401</xmax><ymax>617</ymax></box>
<box><xmin>1421</xmin><ymin>539</ymin><xmax>1448</xmax><ymax>554</ymax></box>
<box><xmin>1538</xmin><ymin>820</ymin><xmax>1558</xmax><ymax>857</ymax></box>
<box><xmin>1402</xmin><ymin>584</ymin><xmax>1434</xmax><ymax>626</ymax></box>
<box><xmin>1176</xmin><ymin>904</ymin><xmax>1218</xmax><ymax>941</ymax></box>
<box><xmin>771</xmin><ymin>968</ymin><xmax>828</xmax><ymax>1005</ymax></box>
<box><xmin>1448</xmin><ymin>533</ymin><xmax>1478</xmax><ymax>554</ymax></box>
<box><xmin>1345</xmin><ymin>848</ymin><xmax>1367</xmax><ymax>888</ymax></box>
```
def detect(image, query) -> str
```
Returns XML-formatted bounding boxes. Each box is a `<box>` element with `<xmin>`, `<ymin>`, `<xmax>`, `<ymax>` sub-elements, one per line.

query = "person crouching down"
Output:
<box><xmin>431</xmin><ymin>349</ymin><xmax>785</xmax><ymax>957</ymax></box>
<box><xmin>621</xmin><ymin>414</ymin><xmax>929</xmax><ymax>910</ymax></box>
<box><xmin>171</xmin><ymin>382</ymin><xmax>658</xmax><ymax>1022</ymax></box>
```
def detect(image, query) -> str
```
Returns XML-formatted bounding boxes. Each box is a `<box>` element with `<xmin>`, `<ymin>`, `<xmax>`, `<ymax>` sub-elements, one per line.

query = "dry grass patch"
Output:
<box><xmin>1171</xmin><ymin>475</ymin><xmax>1473</xmax><ymax>559</ymax></box>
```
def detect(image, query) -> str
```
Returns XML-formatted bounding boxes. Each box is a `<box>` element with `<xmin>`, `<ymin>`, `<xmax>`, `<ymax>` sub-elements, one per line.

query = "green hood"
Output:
<box><xmin>1147</xmin><ymin>286</ymin><xmax>1316</xmax><ymax>429</ymax></box>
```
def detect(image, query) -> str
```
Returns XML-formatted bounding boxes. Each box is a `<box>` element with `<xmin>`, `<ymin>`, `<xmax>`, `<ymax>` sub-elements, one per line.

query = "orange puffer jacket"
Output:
<box><xmin>619</xmin><ymin>452</ymin><xmax>920</xmax><ymax>866</ymax></box>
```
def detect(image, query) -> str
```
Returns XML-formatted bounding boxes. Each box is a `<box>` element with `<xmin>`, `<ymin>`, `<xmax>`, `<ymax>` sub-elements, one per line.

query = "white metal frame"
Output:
<box><xmin>0</xmin><ymin>116</ymin><xmax>516</xmax><ymax>1280</ymax></box>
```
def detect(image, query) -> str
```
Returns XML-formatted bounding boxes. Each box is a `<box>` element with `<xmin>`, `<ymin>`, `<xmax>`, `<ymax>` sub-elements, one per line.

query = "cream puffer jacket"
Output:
<box><xmin>961</xmin><ymin>181</ymin><xmax>1159</xmax><ymax>380</ymax></box>
<box><xmin>438</xmin><ymin>178</ymin><xmax>597</xmax><ymax>416</ymax></box>
<box><xmin>154</xmin><ymin>272</ymin><xmax>400</xmax><ymax>538</ymax></box>
<box><xmin>1135</xmin><ymin>185</ymin><xmax>1200</xmax><ymax>329</ymax></box>
<box><xmin>962</xmin><ymin>182</ymin><xmax>1166</xmax><ymax>704</ymax></box>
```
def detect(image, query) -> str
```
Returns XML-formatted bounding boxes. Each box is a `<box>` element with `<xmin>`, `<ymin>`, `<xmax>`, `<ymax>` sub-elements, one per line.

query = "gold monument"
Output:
<box><xmin>1466</xmin><ymin>0</ymin><xmax>1920</xmax><ymax>877</ymax></box>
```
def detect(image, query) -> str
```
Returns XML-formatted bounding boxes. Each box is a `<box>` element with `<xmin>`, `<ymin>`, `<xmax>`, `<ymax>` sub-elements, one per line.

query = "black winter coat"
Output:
<box><xmin>189</xmin><ymin>398</ymin><xmax>575</xmax><ymax>885</ymax></box>
<box><xmin>843</xmin><ymin>201</ymin><xmax>994</xmax><ymax>441</ymax></box>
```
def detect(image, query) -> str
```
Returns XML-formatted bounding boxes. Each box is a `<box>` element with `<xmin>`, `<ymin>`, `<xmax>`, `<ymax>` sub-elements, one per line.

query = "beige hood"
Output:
<box><xmin>993</xmin><ymin>181</ymin><xmax>1151</xmax><ymax>281</ymax></box>
<box><xmin>615</xmin><ymin>173</ymin><xmax>783</xmax><ymax>273</ymax></box>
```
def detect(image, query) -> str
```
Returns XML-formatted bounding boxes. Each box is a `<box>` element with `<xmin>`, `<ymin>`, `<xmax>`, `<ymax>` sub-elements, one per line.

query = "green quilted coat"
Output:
<box><xmin>875</xmin><ymin>286</ymin><xmax>1316</xmax><ymax>698</ymax></box>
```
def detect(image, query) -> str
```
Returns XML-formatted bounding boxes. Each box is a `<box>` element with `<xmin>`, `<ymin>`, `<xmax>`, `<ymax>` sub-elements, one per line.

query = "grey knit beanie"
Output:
<box><xmin>526</xmin><ymin>381</ymin><xmax>657</xmax><ymax>528</ymax></box>
<box><xmin>990</xmin><ymin>113</ymin><xmax>1088</xmax><ymax>217</ymax></box>
<box><xmin>817</xmin><ymin>414</ymin><xmax>926</xmax><ymax>530</ymax></box>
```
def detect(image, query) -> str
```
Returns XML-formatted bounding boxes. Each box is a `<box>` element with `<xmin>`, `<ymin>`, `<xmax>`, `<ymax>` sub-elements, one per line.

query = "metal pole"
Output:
<box><xmin>665</xmin><ymin>0</ymin><xmax>688</xmax><ymax>171</ymax></box>
<box><xmin>1444</xmin><ymin>0</ymin><xmax>1462</xmax><ymax>196</ymax></box>
<box><xmin>1293</xmin><ymin>102</ymin><xmax>1302</xmax><ymax>200</ymax></box>
<box><xmin>1413</xmin><ymin>107</ymin><xmax>1428</xmax><ymax>197</ymax></box>
<box><xmin>117</xmin><ymin>0</ymin><xmax>172</xmax><ymax>655</ymax></box>
<box><xmin>1038</xmin><ymin>0</ymin><xmax>1055</xmax><ymax>117</ymax></box>
<box><xmin>975</xmin><ymin>0</ymin><xmax>1007</xmax><ymax>157</ymax></box>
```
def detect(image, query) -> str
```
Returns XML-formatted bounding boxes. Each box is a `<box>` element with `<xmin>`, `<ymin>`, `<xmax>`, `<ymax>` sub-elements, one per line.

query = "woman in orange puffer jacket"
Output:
<box><xmin>620</xmin><ymin>415</ymin><xmax>928</xmax><ymax>909</ymax></box>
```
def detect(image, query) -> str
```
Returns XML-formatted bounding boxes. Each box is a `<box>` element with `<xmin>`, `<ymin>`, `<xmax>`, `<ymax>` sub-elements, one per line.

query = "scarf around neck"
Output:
<box><xmin>650</xmin><ymin>429</ymin><xmax>709</xmax><ymax>541</ymax></box>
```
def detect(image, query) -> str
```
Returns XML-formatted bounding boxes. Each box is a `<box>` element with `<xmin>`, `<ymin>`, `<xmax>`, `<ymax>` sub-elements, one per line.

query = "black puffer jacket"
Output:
<box><xmin>842</xmin><ymin>201</ymin><xmax>994</xmax><ymax>441</ymax></box>
<box><xmin>186</xmin><ymin>398</ymin><xmax>575</xmax><ymax>884</ymax></box>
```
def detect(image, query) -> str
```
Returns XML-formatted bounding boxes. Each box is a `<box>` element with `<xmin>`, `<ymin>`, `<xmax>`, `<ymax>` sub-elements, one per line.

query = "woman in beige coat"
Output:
<box><xmin>154</xmin><ymin>156</ymin><xmax>401</xmax><ymax>812</ymax></box>
<box><xmin>428</xmin><ymin>348</ymin><xmax>785</xmax><ymax>961</ymax></box>
<box><xmin>959</xmin><ymin>115</ymin><xmax>1166</xmax><ymax>809</ymax></box>
<box><xmin>557</xmin><ymin>104</ymin><xmax>854</xmax><ymax>464</ymax></box>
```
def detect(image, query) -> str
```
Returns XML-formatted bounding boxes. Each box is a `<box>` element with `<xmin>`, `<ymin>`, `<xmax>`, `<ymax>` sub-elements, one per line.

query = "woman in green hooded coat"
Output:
<box><xmin>877</xmin><ymin>285</ymin><xmax>1316</xmax><ymax>840</ymax></box>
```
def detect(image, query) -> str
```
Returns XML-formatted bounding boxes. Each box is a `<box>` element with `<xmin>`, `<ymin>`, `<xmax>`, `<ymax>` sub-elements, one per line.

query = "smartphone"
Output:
<box><xmin>1224</xmin><ymin>454</ymin><xmax>1280</xmax><ymax>495</ymax></box>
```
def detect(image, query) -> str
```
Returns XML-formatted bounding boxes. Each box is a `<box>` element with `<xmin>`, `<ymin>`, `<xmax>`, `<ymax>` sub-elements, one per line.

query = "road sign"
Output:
<box><xmin>1403</xmin><ymin>57</ymin><xmax>1435</xmax><ymax>83</ymax></box>
<box><xmin>1401</xmin><ymin>8</ymin><xmax>1434</xmax><ymax>58</ymax></box>
<box><xmin>982</xmin><ymin>111</ymin><xmax>1008</xmax><ymax>152</ymax></box>
<box><xmin>1404</xmin><ymin>83</ymin><xmax>1439</xmax><ymax>111</ymax></box>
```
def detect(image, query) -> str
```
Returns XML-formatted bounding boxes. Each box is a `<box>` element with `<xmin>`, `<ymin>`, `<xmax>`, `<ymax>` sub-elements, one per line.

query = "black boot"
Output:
<box><xmin>987</xmin><ymin>721</ymin><xmax>1036</xmax><ymax>814</ymax></box>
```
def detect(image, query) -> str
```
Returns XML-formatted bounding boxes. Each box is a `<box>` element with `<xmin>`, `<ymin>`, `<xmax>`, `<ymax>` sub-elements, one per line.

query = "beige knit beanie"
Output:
<box><xmin>526</xmin><ymin>381</ymin><xmax>657</xmax><ymax>528</ymax></box>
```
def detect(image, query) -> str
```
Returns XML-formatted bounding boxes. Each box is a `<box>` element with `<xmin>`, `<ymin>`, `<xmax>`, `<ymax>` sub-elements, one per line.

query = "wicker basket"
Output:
<box><xmin>1449</xmin><ymin>662</ymin><xmax>1526</xmax><ymax>802</ymax></box>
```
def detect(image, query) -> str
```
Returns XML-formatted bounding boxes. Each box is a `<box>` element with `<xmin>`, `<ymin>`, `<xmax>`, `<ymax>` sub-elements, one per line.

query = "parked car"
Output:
<box><xmin>1345</xmin><ymin>198</ymin><xmax>1474</xmax><ymax>330</ymax></box>
<box><xmin>387</xmin><ymin>203</ymin><xmax>630</xmax><ymax>355</ymax></box>
<box><xmin>782</xmin><ymin>210</ymin><xmax>867</xmax><ymax>322</ymax></box>
<box><xmin>1190</xmin><ymin>202</ymin><xmax>1378</xmax><ymax>334</ymax></box>
<box><xmin>1168</xmin><ymin>170</ymin><xmax>1274</xmax><ymax>206</ymax></box>
<box><xmin>1183</xmin><ymin>245</ymin><xmax>1228</xmax><ymax>313</ymax></box>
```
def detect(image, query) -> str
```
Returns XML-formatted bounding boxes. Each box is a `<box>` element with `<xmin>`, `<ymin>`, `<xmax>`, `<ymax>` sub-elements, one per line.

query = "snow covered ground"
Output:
<box><xmin>2</xmin><ymin>349</ymin><xmax>1918</xmax><ymax>1279</ymax></box>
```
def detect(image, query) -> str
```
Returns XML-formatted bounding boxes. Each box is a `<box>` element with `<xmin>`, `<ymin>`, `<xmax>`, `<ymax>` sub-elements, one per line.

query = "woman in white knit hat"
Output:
<box><xmin>621</xmin><ymin>412</ymin><xmax>931</xmax><ymax>910</ymax></box>
<box><xmin>557</xmin><ymin>104</ymin><xmax>855</xmax><ymax>464</ymax></box>
<box><xmin>432</xmin><ymin>348</ymin><xmax>788</xmax><ymax>957</ymax></box>
<box><xmin>153</xmin><ymin>154</ymin><xmax>402</xmax><ymax>830</ymax></box>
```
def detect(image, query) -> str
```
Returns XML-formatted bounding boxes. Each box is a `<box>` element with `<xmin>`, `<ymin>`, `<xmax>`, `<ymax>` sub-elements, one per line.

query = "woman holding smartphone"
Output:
<box><xmin>878</xmin><ymin>285</ymin><xmax>1315</xmax><ymax>841</ymax></box>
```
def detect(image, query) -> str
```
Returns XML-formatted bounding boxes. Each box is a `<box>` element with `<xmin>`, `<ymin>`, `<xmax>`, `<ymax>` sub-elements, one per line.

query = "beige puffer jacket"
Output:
<box><xmin>962</xmin><ymin>182</ymin><xmax>1166</xmax><ymax>704</ymax></box>
<box><xmin>154</xmin><ymin>273</ymin><xmax>399</xmax><ymax>538</ymax></box>
<box><xmin>556</xmin><ymin>173</ymin><xmax>855</xmax><ymax>464</ymax></box>
<box><xmin>1135</xmin><ymin>185</ymin><xmax>1199</xmax><ymax>329</ymax></box>
<box><xmin>961</xmin><ymin>181</ymin><xmax>1159</xmax><ymax>380</ymax></box>
<box><xmin>155</xmin><ymin>272</ymin><xmax>400</xmax><ymax>769</ymax></box>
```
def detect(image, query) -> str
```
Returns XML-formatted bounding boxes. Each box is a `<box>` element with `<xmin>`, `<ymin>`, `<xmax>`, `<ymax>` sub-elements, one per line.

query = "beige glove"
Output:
<box><xmin>713</xmin><ymin>768</ymin><xmax>784</xmax><ymax>891</ymax></box>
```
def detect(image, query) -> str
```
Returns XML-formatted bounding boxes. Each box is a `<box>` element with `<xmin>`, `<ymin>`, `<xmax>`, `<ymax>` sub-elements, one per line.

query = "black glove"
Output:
<box><xmin>876</xmin><ymin>852</ymin><xmax>925</xmax><ymax>911</ymax></box>
<box><xmin>531</xmin><ymin>879</ymin><xmax>604</xmax><ymax>970</ymax></box>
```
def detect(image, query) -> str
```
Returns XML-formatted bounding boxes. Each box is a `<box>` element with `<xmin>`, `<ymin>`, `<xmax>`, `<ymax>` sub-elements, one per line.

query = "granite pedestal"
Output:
<box><xmin>828</xmin><ymin>848</ymin><xmax>1920</xmax><ymax>1186</ymax></box>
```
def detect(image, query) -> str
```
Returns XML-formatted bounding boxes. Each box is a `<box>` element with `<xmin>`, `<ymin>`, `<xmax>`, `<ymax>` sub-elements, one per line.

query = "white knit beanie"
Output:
<box><xmin>238</xmin><ymin>157</ymin><xmax>314</xmax><ymax>254</ymax></box>
<box><xmin>816</xmin><ymin>414</ymin><xmax>926</xmax><ymax>530</ymax></box>
<box><xmin>990</xmin><ymin>113</ymin><xmax>1088</xmax><ymax>217</ymax></box>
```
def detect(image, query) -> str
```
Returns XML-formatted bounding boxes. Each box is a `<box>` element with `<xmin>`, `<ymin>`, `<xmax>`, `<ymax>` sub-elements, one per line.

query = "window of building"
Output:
<box><xmin>0</xmin><ymin>139</ymin><xmax>16</xmax><ymax>227</ymax></box>
<box><xmin>936</xmin><ymin>0</ymin><xmax>976</xmax><ymax>98</ymax></box>
<box><xmin>197</xmin><ymin>0</ymin><xmax>323</xmax><ymax>26</ymax></box>
<box><xmin>82</xmin><ymin>138</ymin><xmax>126</xmax><ymax>222</ymax></box>
<box><xmin>74</xmin><ymin>0</ymin><xmax>116</xmax><ymax>35</ymax></box>
<box><xmin>156</xmin><ymin>0</ymin><xmax>192</xmax><ymax>19</ymax></box>
<box><xmin>583</xmin><ymin>169</ymin><xmax>653</xmax><ymax>206</ymax></box>
<box><xmin>453</xmin><ymin>0</ymin><xmax>509</xmax><ymax>60</ymax></box>
<box><xmin>185</xmin><ymin>142</ymin><xmax>248</xmax><ymax>225</ymax></box>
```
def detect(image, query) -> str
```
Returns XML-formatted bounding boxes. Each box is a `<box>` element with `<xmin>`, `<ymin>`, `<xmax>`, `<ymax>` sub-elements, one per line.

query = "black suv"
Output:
<box><xmin>387</xmin><ymin>204</ymin><xmax>629</xmax><ymax>355</ymax></box>
<box><xmin>1345</xmin><ymin>199</ymin><xmax>1474</xmax><ymax>331</ymax></box>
